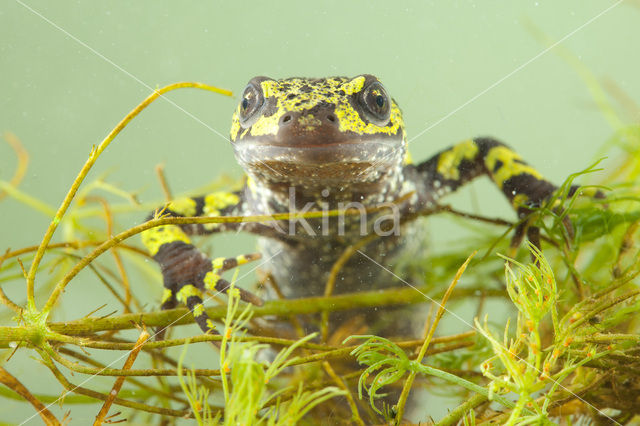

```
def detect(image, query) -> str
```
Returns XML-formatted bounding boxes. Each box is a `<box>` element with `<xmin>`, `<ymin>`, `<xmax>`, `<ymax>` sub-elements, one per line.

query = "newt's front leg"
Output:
<box><xmin>416</xmin><ymin>137</ymin><xmax>594</xmax><ymax>246</ymax></box>
<box><xmin>141</xmin><ymin>191</ymin><xmax>262</xmax><ymax>339</ymax></box>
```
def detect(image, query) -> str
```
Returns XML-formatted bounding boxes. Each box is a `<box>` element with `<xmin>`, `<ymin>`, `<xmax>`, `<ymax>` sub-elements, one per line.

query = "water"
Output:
<box><xmin>1</xmin><ymin>1</ymin><xmax>638</xmax><ymax>423</ymax></box>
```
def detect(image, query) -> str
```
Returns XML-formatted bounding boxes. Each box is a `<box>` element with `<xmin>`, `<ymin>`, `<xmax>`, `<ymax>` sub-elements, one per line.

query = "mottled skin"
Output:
<box><xmin>141</xmin><ymin>74</ymin><xmax>570</xmax><ymax>337</ymax></box>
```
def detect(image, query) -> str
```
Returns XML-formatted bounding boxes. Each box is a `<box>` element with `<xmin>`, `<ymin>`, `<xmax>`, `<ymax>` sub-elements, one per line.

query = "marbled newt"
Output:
<box><xmin>141</xmin><ymin>74</ymin><xmax>589</xmax><ymax>338</ymax></box>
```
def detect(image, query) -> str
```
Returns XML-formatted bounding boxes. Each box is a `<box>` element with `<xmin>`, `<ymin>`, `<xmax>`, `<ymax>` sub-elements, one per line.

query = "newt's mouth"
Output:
<box><xmin>232</xmin><ymin>140</ymin><xmax>403</xmax><ymax>184</ymax></box>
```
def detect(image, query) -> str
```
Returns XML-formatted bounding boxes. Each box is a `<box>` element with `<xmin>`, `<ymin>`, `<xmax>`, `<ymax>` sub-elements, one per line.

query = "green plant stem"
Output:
<box><xmin>505</xmin><ymin>392</ymin><xmax>529</xmax><ymax>426</ymax></box>
<box><xmin>35</xmin><ymin>347</ymin><xmax>190</xmax><ymax>418</ymax></box>
<box><xmin>0</xmin><ymin>366</ymin><xmax>60</xmax><ymax>425</ymax></box>
<box><xmin>48</xmin><ymin>347</ymin><xmax>220</xmax><ymax>377</ymax></box>
<box><xmin>0</xmin><ymin>385</ymin><xmax>94</xmax><ymax>404</ymax></box>
<box><xmin>395</xmin><ymin>252</ymin><xmax>475</xmax><ymax>424</ymax></box>
<box><xmin>323</xmin><ymin>361</ymin><xmax>365</xmax><ymax>426</ymax></box>
<box><xmin>436</xmin><ymin>393</ymin><xmax>487</xmax><ymax>426</ymax></box>
<box><xmin>414</xmin><ymin>363</ymin><xmax>517</xmax><ymax>411</ymax></box>
<box><xmin>2</xmin><ymin>241</ymin><xmax>149</xmax><ymax>262</ymax></box>
<box><xmin>27</xmin><ymin>82</ymin><xmax>232</xmax><ymax>312</ymax></box>
<box><xmin>0</xmin><ymin>325</ymin><xmax>42</xmax><ymax>345</ymax></box>
<box><xmin>57</xmin><ymin>347</ymin><xmax>188</xmax><ymax>404</ymax></box>
<box><xmin>40</xmin><ymin>287</ymin><xmax>499</xmax><ymax>337</ymax></box>
<box><xmin>576</xmin><ymin>333</ymin><xmax>640</xmax><ymax>344</ymax></box>
<box><xmin>0</xmin><ymin>285</ymin><xmax>21</xmax><ymax>313</ymax></box>
<box><xmin>43</xmin><ymin>329</ymin><xmax>474</xmax><ymax>354</ymax></box>
<box><xmin>567</xmin><ymin>289</ymin><xmax>640</xmax><ymax>334</ymax></box>
<box><xmin>290</xmin><ymin>341</ymin><xmax>473</xmax><ymax>367</ymax></box>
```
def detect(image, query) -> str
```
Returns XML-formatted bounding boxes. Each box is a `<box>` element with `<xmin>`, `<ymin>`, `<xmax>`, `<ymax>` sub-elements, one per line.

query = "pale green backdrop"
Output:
<box><xmin>1</xmin><ymin>1</ymin><xmax>638</xmax><ymax>424</ymax></box>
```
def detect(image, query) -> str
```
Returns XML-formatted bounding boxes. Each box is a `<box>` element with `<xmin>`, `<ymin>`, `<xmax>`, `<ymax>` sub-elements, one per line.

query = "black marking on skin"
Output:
<box><xmin>185</xmin><ymin>296</ymin><xmax>203</xmax><ymax>308</ymax></box>
<box><xmin>213</xmin><ymin>277</ymin><xmax>232</xmax><ymax>293</ymax></box>
<box><xmin>161</xmin><ymin>295</ymin><xmax>177</xmax><ymax>309</ymax></box>
<box><xmin>193</xmin><ymin>197</ymin><xmax>205</xmax><ymax>216</ymax></box>
<box><xmin>185</xmin><ymin>295</ymin><xmax>214</xmax><ymax>333</ymax></box>
<box><xmin>502</xmin><ymin>173</ymin><xmax>555</xmax><ymax>206</ymax></box>
<box><xmin>300</xmin><ymin>102</ymin><xmax>337</xmax><ymax>119</ymax></box>
<box><xmin>457</xmin><ymin>158</ymin><xmax>484</xmax><ymax>183</ymax></box>
<box><xmin>416</xmin><ymin>150</ymin><xmax>483</xmax><ymax>196</ymax></box>
<box><xmin>474</xmin><ymin>137</ymin><xmax>502</xmax><ymax>157</ymax></box>
<box><xmin>221</xmin><ymin>258</ymin><xmax>239</xmax><ymax>270</ymax></box>
<box><xmin>492</xmin><ymin>160</ymin><xmax>504</xmax><ymax>173</ymax></box>
<box><xmin>260</xmin><ymin>99</ymin><xmax>279</xmax><ymax>118</ymax></box>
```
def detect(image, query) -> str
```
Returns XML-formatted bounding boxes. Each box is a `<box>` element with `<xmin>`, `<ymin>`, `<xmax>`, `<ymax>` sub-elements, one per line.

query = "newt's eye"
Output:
<box><xmin>360</xmin><ymin>81</ymin><xmax>391</xmax><ymax>126</ymax></box>
<box><xmin>239</xmin><ymin>83</ymin><xmax>264</xmax><ymax>126</ymax></box>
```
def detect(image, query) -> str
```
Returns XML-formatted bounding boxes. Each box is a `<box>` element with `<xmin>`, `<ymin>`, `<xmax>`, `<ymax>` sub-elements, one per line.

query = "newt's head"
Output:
<box><xmin>230</xmin><ymin>75</ymin><xmax>407</xmax><ymax>190</ymax></box>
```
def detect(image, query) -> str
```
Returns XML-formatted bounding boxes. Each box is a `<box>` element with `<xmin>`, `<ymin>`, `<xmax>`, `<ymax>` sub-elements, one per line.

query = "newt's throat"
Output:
<box><xmin>233</xmin><ymin>139</ymin><xmax>403</xmax><ymax>185</ymax></box>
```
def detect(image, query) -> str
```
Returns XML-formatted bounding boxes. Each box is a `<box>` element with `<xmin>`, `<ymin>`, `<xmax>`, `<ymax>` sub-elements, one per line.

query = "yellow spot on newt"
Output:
<box><xmin>485</xmin><ymin>146</ymin><xmax>542</xmax><ymax>188</ymax></box>
<box><xmin>192</xmin><ymin>303</ymin><xmax>205</xmax><ymax>317</ymax></box>
<box><xmin>206</xmin><ymin>319</ymin><xmax>216</xmax><ymax>330</ymax></box>
<box><xmin>161</xmin><ymin>288</ymin><xmax>173</xmax><ymax>304</ymax></box>
<box><xmin>212</xmin><ymin>257</ymin><xmax>225</xmax><ymax>270</ymax></box>
<box><xmin>167</xmin><ymin>198</ymin><xmax>197</xmax><ymax>217</ymax></box>
<box><xmin>202</xmin><ymin>192</ymin><xmax>239</xmax><ymax>231</ymax></box>
<box><xmin>246</xmin><ymin>175</ymin><xmax>258</xmax><ymax>195</ymax></box>
<box><xmin>203</xmin><ymin>271</ymin><xmax>221</xmax><ymax>290</ymax></box>
<box><xmin>176</xmin><ymin>284</ymin><xmax>202</xmax><ymax>304</ymax></box>
<box><xmin>141</xmin><ymin>225</ymin><xmax>191</xmax><ymax>256</ymax></box>
<box><xmin>204</xmin><ymin>192</ymin><xmax>239</xmax><ymax>211</ymax></box>
<box><xmin>512</xmin><ymin>193</ymin><xmax>530</xmax><ymax>208</ymax></box>
<box><xmin>403</xmin><ymin>149</ymin><xmax>413</xmax><ymax>165</ymax></box>
<box><xmin>229</xmin><ymin>112</ymin><xmax>241</xmax><ymax>140</ymax></box>
<box><xmin>437</xmin><ymin>140</ymin><xmax>478</xmax><ymax>180</ymax></box>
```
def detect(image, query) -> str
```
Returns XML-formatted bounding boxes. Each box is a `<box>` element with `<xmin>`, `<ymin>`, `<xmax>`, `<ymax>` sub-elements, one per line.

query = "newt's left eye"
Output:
<box><xmin>360</xmin><ymin>81</ymin><xmax>391</xmax><ymax>126</ymax></box>
<box><xmin>238</xmin><ymin>83</ymin><xmax>264</xmax><ymax>126</ymax></box>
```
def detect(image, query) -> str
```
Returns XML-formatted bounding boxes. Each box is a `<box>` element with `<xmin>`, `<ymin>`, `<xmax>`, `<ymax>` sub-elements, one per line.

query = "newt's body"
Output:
<box><xmin>142</xmin><ymin>75</ymin><xmax>564</xmax><ymax>337</ymax></box>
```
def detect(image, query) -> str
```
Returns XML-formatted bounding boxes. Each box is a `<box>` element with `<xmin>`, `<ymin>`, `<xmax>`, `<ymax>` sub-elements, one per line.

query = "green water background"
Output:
<box><xmin>1</xmin><ymin>1</ymin><xmax>639</xmax><ymax>423</ymax></box>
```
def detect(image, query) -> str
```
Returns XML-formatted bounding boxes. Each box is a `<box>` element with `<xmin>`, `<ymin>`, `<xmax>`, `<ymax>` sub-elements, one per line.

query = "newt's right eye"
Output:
<box><xmin>238</xmin><ymin>83</ymin><xmax>264</xmax><ymax>126</ymax></box>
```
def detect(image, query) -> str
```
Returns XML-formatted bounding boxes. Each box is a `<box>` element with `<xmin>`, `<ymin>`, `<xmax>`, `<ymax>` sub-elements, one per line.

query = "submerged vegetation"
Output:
<box><xmin>1</xmin><ymin>68</ymin><xmax>639</xmax><ymax>425</ymax></box>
